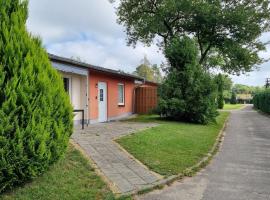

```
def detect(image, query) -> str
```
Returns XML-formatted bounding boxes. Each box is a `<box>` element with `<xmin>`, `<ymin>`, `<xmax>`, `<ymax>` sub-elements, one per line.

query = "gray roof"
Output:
<box><xmin>48</xmin><ymin>53</ymin><xmax>145</xmax><ymax>81</ymax></box>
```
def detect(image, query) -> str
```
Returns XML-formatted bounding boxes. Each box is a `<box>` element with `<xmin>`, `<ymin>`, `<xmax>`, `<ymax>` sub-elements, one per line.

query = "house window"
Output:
<box><xmin>63</xmin><ymin>77</ymin><xmax>71</xmax><ymax>96</ymax></box>
<box><xmin>118</xmin><ymin>83</ymin><xmax>125</xmax><ymax>106</ymax></box>
<box><xmin>100</xmin><ymin>89</ymin><xmax>104</xmax><ymax>101</ymax></box>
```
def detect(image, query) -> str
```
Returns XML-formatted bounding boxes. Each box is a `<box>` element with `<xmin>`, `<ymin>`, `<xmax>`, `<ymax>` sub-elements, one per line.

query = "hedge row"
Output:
<box><xmin>253</xmin><ymin>89</ymin><xmax>270</xmax><ymax>113</ymax></box>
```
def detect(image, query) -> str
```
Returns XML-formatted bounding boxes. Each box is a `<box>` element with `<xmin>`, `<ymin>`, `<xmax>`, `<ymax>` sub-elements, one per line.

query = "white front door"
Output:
<box><xmin>98</xmin><ymin>82</ymin><xmax>107</xmax><ymax>122</ymax></box>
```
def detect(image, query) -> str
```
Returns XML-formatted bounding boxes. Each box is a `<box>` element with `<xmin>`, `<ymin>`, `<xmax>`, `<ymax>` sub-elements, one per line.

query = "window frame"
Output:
<box><xmin>63</xmin><ymin>76</ymin><xmax>72</xmax><ymax>100</ymax></box>
<box><xmin>118</xmin><ymin>83</ymin><xmax>125</xmax><ymax>106</ymax></box>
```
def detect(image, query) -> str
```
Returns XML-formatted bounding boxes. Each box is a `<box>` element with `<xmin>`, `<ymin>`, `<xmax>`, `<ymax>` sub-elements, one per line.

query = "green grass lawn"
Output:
<box><xmin>117</xmin><ymin>112</ymin><xmax>230</xmax><ymax>177</ymax></box>
<box><xmin>223</xmin><ymin>104</ymin><xmax>245</xmax><ymax>110</ymax></box>
<box><xmin>1</xmin><ymin>145</ymin><xmax>121</xmax><ymax>200</ymax></box>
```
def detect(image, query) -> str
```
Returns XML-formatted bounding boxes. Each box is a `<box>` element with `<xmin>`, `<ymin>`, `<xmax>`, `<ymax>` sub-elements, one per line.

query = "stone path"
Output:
<box><xmin>72</xmin><ymin>121</ymin><xmax>161</xmax><ymax>195</ymax></box>
<box><xmin>137</xmin><ymin>105</ymin><xmax>270</xmax><ymax>200</ymax></box>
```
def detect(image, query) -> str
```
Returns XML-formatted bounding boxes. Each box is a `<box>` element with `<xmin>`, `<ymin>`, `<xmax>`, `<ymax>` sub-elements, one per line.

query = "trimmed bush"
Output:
<box><xmin>157</xmin><ymin>37</ymin><xmax>218</xmax><ymax>124</ymax></box>
<box><xmin>230</xmin><ymin>91</ymin><xmax>237</xmax><ymax>104</ymax></box>
<box><xmin>253</xmin><ymin>89</ymin><xmax>270</xmax><ymax>113</ymax></box>
<box><xmin>215</xmin><ymin>74</ymin><xmax>224</xmax><ymax>109</ymax></box>
<box><xmin>0</xmin><ymin>0</ymin><xmax>73</xmax><ymax>193</ymax></box>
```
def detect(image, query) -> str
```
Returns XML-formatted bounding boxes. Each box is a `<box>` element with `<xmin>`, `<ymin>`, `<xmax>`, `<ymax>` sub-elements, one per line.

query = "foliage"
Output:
<box><xmin>152</xmin><ymin>64</ymin><xmax>163</xmax><ymax>83</ymax></box>
<box><xmin>0</xmin><ymin>0</ymin><xmax>73</xmax><ymax>193</ymax></box>
<box><xmin>156</xmin><ymin>37</ymin><xmax>218</xmax><ymax>124</ymax></box>
<box><xmin>114</xmin><ymin>0</ymin><xmax>270</xmax><ymax>74</ymax></box>
<box><xmin>230</xmin><ymin>91</ymin><xmax>237</xmax><ymax>104</ymax></box>
<box><xmin>117</xmin><ymin>112</ymin><xmax>230</xmax><ymax>176</ymax></box>
<box><xmin>1</xmin><ymin>145</ymin><xmax>116</xmax><ymax>200</ymax></box>
<box><xmin>253</xmin><ymin>89</ymin><xmax>270</xmax><ymax>113</ymax></box>
<box><xmin>233</xmin><ymin>84</ymin><xmax>264</xmax><ymax>95</ymax></box>
<box><xmin>222</xmin><ymin>75</ymin><xmax>233</xmax><ymax>91</ymax></box>
<box><xmin>223</xmin><ymin>104</ymin><xmax>245</xmax><ymax>111</ymax></box>
<box><xmin>133</xmin><ymin>56</ymin><xmax>163</xmax><ymax>83</ymax></box>
<box><xmin>215</xmin><ymin>74</ymin><xmax>224</xmax><ymax>109</ymax></box>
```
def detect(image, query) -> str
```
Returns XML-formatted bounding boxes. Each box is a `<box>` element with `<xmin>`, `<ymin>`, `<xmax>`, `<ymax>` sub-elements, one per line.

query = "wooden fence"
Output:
<box><xmin>135</xmin><ymin>86</ymin><xmax>158</xmax><ymax>114</ymax></box>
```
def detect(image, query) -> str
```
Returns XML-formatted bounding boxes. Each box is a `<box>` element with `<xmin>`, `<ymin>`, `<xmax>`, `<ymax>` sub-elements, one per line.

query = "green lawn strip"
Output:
<box><xmin>1</xmin><ymin>145</ymin><xmax>129</xmax><ymax>200</ymax></box>
<box><xmin>223</xmin><ymin>104</ymin><xmax>245</xmax><ymax>110</ymax></box>
<box><xmin>117</xmin><ymin>112</ymin><xmax>230</xmax><ymax>177</ymax></box>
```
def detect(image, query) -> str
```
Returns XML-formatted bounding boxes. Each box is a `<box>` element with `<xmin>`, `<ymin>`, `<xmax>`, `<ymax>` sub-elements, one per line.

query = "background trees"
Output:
<box><xmin>133</xmin><ymin>56</ymin><xmax>163</xmax><ymax>83</ymax></box>
<box><xmin>115</xmin><ymin>0</ymin><xmax>270</xmax><ymax>74</ymax></box>
<box><xmin>114</xmin><ymin>0</ymin><xmax>269</xmax><ymax>124</ymax></box>
<box><xmin>0</xmin><ymin>0</ymin><xmax>73</xmax><ymax>192</ymax></box>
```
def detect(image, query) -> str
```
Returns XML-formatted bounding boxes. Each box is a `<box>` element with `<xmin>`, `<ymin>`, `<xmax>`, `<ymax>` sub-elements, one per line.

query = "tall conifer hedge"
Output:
<box><xmin>253</xmin><ymin>89</ymin><xmax>270</xmax><ymax>113</ymax></box>
<box><xmin>0</xmin><ymin>0</ymin><xmax>73</xmax><ymax>192</ymax></box>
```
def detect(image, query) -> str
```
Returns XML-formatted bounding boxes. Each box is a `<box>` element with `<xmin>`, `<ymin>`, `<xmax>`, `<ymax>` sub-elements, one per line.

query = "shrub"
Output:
<box><xmin>215</xmin><ymin>74</ymin><xmax>224</xmax><ymax>109</ymax></box>
<box><xmin>0</xmin><ymin>0</ymin><xmax>73</xmax><ymax>193</ymax></box>
<box><xmin>156</xmin><ymin>37</ymin><xmax>218</xmax><ymax>124</ymax></box>
<box><xmin>253</xmin><ymin>89</ymin><xmax>270</xmax><ymax>113</ymax></box>
<box><xmin>230</xmin><ymin>91</ymin><xmax>237</xmax><ymax>104</ymax></box>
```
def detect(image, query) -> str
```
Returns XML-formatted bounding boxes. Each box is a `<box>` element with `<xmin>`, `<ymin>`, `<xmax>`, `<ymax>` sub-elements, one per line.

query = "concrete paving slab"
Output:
<box><xmin>72</xmin><ymin>121</ymin><xmax>161</xmax><ymax>194</ymax></box>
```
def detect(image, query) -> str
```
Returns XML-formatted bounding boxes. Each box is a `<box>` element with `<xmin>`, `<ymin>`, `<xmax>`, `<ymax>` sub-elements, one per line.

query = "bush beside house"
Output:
<box><xmin>0</xmin><ymin>0</ymin><xmax>73</xmax><ymax>193</ymax></box>
<box><xmin>157</xmin><ymin>37</ymin><xmax>218</xmax><ymax>124</ymax></box>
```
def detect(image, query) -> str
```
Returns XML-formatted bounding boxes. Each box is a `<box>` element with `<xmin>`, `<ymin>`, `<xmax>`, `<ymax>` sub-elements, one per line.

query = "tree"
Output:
<box><xmin>152</xmin><ymin>64</ymin><xmax>163</xmax><ymax>83</ymax></box>
<box><xmin>133</xmin><ymin>56</ymin><xmax>163</xmax><ymax>83</ymax></box>
<box><xmin>230</xmin><ymin>91</ymin><xmax>238</xmax><ymax>104</ymax></box>
<box><xmin>114</xmin><ymin>0</ymin><xmax>270</xmax><ymax>74</ymax></box>
<box><xmin>0</xmin><ymin>0</ymin><xmax>73</xmax><ymax>192</ymax></box>
<box><xmin>215</xmin><ymin>74</ymin><xmax>224</xmax><ymax>109</ymax></box>
<box><xmin>223</xmin><ymin>75</ymin><xmax>233</xmax><ymax>91</ymax></box>
<box><xmin>157</xmin><ymin>37</ymin><xmax>217</xmax><ymax>124</ymax></box>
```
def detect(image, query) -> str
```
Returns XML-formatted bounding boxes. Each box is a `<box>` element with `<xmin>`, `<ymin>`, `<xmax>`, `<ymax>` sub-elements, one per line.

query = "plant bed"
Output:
<box><xmin>117</xmin><ymin>112</ymin><xmax>230</xmax><ymax>176</ymax></box>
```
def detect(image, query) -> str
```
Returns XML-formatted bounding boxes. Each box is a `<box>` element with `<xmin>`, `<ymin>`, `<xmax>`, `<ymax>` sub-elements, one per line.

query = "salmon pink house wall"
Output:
<box><xmin>89</xmin><ymin>71</ymin><xmax>135</xmax><ymax>123</ymax></box>
<box><xmin>49</xmin><ymin>53</ymin><xmax>158</xmax><ymax>126</ymax></box>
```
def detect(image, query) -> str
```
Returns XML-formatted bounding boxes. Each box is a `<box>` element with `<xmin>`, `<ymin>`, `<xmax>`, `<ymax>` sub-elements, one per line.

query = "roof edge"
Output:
<box><xmin>48</xmin><ymin>53</ymin><xmax>146</xmax><ymax>81</ymax></box>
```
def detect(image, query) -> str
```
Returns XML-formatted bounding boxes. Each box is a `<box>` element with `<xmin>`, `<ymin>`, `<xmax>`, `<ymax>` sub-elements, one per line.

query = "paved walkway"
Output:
<box><xmin>137</xmin><ymin>105</ymin><xmax>270</xmax><ymax>200</ymax></box>
<box><xmin>72</xmin><ymin>122</ymin><xmax>161</xmax><ymax>194</ymax></box>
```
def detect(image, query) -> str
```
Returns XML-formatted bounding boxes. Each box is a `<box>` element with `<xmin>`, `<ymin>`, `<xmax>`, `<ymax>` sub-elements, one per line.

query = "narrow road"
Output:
<box><xmin>137</xmin><ymin>105</ymin><xmax>270</xmax><ymax>200</ymax></box>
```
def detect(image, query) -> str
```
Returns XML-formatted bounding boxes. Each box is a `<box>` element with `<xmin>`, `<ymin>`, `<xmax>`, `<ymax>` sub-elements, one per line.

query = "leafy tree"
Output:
<box><xmin>0</xmin><ymin>0</ymin><xmax>73</xmax><ymax>192</ymax></box>
<box><xmin>233</xmin><ymin>84</ymin><xmax>264</xmax><ymax>95</ymax></box>
<box><xmin>157</xmin><ymin>37</ymin><xmax>217</xmax><ymax>124</ymax></box>
<box><xmin>133</xmin><ymin>56</ymin><xmax>163</xmax><ymax>83</ymax></box>
<box><xmin>114</xmin><ymin>0</ymin><xmax>270</xmax><ymax>74</ymax></box>
<box><xmin>215</xmin><ymin>74</ymin><xmax>224</xmax><ymax>109</ymax></box>
<box><xmin>152</xmin><ymin>64</ymin><xmax>163</xmax><ymax>83</ymax></box>
<box><xmin>223</xmin><ymin>75</ymin><xmax>233</xmax><ymax>91</ymax></box>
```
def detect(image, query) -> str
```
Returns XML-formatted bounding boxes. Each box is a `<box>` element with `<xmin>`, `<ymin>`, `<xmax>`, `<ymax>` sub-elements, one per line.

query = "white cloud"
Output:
<box><xmin>27</xmin><ymin>0</ymin><xmax>270</xmax><ymax>86</ymax></box>
<box><xmin>27</xmin><ymin>0</ymin><xmax>165</xmax><ymax>73</ymax></box>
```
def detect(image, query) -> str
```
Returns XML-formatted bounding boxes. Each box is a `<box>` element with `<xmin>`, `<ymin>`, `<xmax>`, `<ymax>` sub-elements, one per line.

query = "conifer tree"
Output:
<box><xmin>0</xmin><ymin>0</ymin><xmax>73</xmax><ymax>192</ymax></box>
<box><xmin>216</xmin><ymin>74</ymin><xmax>224</xmax><ymax>109</ymax></box>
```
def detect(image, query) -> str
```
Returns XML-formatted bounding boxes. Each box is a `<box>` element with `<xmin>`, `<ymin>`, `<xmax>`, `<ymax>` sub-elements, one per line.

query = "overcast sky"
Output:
<box><xmin>27</xmin><ymin>0</ymin><xmax>270</xmax><ymax>86</ymax></box>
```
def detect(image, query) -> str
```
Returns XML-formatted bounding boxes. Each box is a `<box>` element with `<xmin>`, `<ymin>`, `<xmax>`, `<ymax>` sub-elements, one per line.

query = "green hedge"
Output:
<box><xmin>253</xmin><ymin>89</ymin><xmax>270</xmax><ymax>113</ymax></box>
<box><xmin>0</xmin><ymin>0</ymin><xmax>73</xmax><ymax>193</ymax></box>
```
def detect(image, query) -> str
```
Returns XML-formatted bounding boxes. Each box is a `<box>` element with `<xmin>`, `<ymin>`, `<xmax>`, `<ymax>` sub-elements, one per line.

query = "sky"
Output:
<box><xmin>27</xmin><ymin>0</ymin><xmax>270</xmax><ymax>86</ymax></box>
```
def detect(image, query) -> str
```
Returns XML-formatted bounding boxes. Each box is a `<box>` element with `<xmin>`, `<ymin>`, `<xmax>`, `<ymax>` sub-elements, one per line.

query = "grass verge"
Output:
<box><xmin>117</xmin><ymin>112</ymin><xmax>230</xmax><ymax>177</ymax></box>
<box><xmin>0</xmin><ymin>145</ymin><xmax>130</xmax><ymax>200</ymax></box>
<box><xmin>223</xmin><ymin>104</ymin><xmax>245</xmax><ymax>110</ymax></box>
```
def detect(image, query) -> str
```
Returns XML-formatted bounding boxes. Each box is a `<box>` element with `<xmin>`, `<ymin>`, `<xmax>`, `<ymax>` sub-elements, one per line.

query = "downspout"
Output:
<box><xmin>86</xmin><ymin>72</ymin><xmax>90</xmax><ymax>126</ymax></box>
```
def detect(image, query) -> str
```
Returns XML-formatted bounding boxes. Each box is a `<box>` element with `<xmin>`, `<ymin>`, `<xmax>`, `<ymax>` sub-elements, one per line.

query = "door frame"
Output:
<box><xmin>98</xmin><ymin>82</ymin><xmax>108</xmax><ymax>122</ymax></box>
